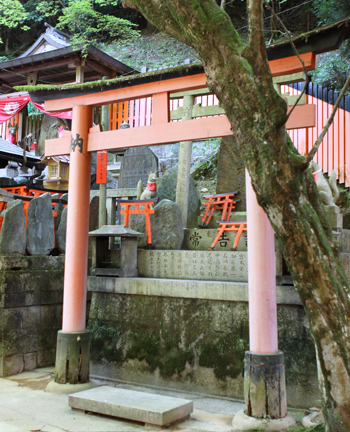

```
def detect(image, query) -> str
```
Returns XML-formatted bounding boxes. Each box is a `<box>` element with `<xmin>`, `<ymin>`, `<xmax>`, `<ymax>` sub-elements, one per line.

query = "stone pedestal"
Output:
<box><xmin>325</xmin><ymin>205</ymin><xmax>343</xmax><ymax>231</ymax></box>
<box><xmin>54</xmin><ymin>330</ymin><xmax>90</xmax><ymax>384</ymax></box>
<box><xmin>244</xmin><ymin>351</ymin><xmax>287</xmax><ymax>419</ymax></box>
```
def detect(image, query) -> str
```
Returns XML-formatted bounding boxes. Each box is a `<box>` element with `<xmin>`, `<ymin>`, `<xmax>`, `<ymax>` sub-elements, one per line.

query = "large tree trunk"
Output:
<box><xmin>123</xmin><ymin>1</ymin><xmax>350</xmax><ymax>430</ymax></box>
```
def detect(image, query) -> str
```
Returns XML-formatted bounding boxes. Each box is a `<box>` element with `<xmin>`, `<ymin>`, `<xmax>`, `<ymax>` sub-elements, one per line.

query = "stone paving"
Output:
<box><xmin>0</xmin><ymin>367</ymin><xmax>248</xmax><ymax>432</ymax></box>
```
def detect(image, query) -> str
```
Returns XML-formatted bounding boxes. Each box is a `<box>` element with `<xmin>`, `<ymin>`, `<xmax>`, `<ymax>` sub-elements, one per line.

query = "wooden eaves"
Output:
<box><xmin>0</xmin><ymin>45</ymin><xmax>136</xmax><ymax>93</ymax></box>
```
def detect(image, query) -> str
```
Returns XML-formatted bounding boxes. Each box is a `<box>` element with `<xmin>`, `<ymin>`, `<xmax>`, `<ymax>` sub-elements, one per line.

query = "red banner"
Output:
<box><xmin>0</xmin><ymin>95</ymin><xmax>30</xmax><ymax>124</ymax></box>
<box><xmin>96</xmin><ymin>150</ymin><xmax>107</xmax><ymax>184</ymax></box>
<box><xmin>30</xmin><ymin>100</ymin><xmax>72</xmax><ymax>120</ymax></box>
<box><xmin>0</xmin><ymin>94</ymin><xmax>72</xmax><ymax>124</ymax></box>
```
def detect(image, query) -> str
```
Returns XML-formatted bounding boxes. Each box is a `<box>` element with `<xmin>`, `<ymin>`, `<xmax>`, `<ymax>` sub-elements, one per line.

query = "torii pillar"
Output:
<box><xmin>48</xmin><ymin>105</ymin><xmax>94</xmax><ymax>391</ymax></box>
<box><xmin>232</xmin><ymin>172</ymin><xmax>294</xmax><ymax>429</ymax></box>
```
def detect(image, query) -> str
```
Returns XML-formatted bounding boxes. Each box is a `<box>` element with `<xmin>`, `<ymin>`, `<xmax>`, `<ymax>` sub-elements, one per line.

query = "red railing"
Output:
<box><xmin>282</xmin><ymin>84</ymin><xmax>350</xmax><ymax>187</ymax></box>
<box><xmin>110</xmin><ymin>85</ymin><xmax>350</xmax><ymax>187</ymax></box>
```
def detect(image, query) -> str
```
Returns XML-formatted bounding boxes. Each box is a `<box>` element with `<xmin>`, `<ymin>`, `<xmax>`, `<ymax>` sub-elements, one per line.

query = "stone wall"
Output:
<box><xmin>0</xmin><ymin>255</ymin><xmax>64</xmax><ymax>376</ymax></box>
<box><xmin>87</xmin><ymin>281</ymin><xmax>318</xmax><ymax>409</ymax></box>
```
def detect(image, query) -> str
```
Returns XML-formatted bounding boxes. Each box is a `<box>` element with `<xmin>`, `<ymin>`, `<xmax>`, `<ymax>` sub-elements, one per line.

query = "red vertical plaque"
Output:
<box><xmin>96</xmin><ymin>150</ymin><xmax>107</xmax><ymax>184</ymax></box>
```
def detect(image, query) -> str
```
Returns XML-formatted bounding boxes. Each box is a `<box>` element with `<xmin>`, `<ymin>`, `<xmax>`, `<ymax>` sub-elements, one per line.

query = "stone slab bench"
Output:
<box><xmin>69</xmin><ymin>386</ymin><xmax>193</xmax><ymax>427</ymax></box>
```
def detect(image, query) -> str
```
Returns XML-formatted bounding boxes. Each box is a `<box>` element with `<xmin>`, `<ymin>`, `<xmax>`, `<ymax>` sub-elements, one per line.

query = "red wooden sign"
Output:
<box><xmin>96</xmin><ymin>150</ymin><xmax>107</xmax><ymax>184</ymax></box>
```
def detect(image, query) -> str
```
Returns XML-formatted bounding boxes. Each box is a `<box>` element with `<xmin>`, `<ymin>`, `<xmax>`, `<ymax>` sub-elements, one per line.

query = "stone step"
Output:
<box><xmin>69</xmin><ymin>386</ymin><xmax>193</xmax><ymax>427</ymax></box>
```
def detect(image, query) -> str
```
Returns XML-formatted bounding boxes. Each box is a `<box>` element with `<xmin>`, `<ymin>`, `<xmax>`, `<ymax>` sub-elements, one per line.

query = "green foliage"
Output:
<box><xmin>310</xmin><ymin>41</ymin><xmax>350</xmax><ymax>96</ymax></box>
<box><xmin>36</xmin><ymin>0</ymin><xmax>139</xmax><ymax>50</ymax></box>
<box><xmin>0</xmin><ymin>0</ymin><xmax>29</xmax><ymax>45</ymax></box>
<box><xmin>312</xmin><ymin>0</ymin><xmax>350</xmax><ymax>24</ymax></box>
<box><xmin>310</xmin><ymin>0</ymin><xmax>350</xmax><ymax>93</ymax></box>
<box><xmin>27</xmin><ymin>102</ymin><xmax>42</xmax><ymax>117</ymax></box>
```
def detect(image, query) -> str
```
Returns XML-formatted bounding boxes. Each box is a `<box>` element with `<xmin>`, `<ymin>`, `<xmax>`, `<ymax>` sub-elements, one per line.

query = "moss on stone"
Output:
<box><xmin>87</xmin><ymin>292</ymin><xmax>318</xmax><ymax>405</ymax></box>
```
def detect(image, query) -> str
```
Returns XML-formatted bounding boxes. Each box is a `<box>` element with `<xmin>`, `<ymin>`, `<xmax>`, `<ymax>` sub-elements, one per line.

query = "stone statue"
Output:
<box><xmin>311</xmin><ymin>161</ymin><xmax>339</xmax><ymax>206</ymax></box>
<box><xmin>6</xmin><ymin>118</ymin><xmax>18</xmax><ymax>145</ymax></box>
<box><xmin>137</xmin><ymin>171</ymin><xmax>157</xmax><ymax>200</ymax></box>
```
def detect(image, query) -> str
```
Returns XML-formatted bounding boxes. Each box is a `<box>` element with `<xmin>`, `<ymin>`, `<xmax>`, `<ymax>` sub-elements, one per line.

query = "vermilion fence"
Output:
<box><xmin>282</xmin><ymin>83</ymin><xmax>350</xmax><ymax>186</ymax></box>
<box><xmin>109</xmin><ymin>86</ymin><xmax>350</xmax><ymax>186</ymax></box>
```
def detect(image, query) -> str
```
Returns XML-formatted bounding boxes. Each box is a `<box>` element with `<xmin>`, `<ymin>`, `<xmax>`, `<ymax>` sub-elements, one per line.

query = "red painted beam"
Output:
<box><xmin>45</xmin><ymin>104</ymin><xmax>315</xmax><ymax>157</ymax></box>
<box><xmin>269</xmin><ymin>52</ymin><xmax>315</xmax><ymax>77</ymax></box>
<box><xmin>286</xmin><ymin>104</ymin><xmax>315</xmax><ymax>129</ymax></box>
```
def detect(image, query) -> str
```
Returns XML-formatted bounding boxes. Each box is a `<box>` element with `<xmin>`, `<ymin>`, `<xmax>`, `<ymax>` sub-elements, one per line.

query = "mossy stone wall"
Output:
<box><xmin>88</xmin><ymin>292</ymin><xmax>318</xmax><ymax>408</ymax></box>
<box><xmin>0</xmin><ymin>255</ymin><xmax>64</xmax><ymax>376</ymax></box>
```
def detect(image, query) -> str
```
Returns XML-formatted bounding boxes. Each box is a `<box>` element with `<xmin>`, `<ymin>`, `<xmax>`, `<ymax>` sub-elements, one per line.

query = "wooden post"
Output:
<box><xmin>175</xmin><ymin>95</ymin><xmax>194</xmax><ymax>228</ymax></box>
<box><xmin>75</xmin><ymin>63</ymin><xmax>85</xmax><ymax>84</ymax></box>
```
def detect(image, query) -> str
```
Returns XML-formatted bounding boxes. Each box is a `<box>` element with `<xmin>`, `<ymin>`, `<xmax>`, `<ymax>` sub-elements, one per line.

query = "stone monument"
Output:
<box><xmin>216</xmin><ymin>136</ymin><xmax>246</xmax><ymax>212</ymax></box>
<box><xmin>118</xmin><ymin>147</ymin><xmax>158</xmax><ymax>189</ymax></box>
<box><xmin>156</xmin><ymin>165</ymin><xmax>200</xmax><ymax>228</ymax></box>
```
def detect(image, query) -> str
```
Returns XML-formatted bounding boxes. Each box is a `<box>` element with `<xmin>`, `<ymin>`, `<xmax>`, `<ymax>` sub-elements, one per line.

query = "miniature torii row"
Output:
<box><xmin>35</xmin><ymin>52</ymin><xmax>316</xmax><ymax>415</ymax></box>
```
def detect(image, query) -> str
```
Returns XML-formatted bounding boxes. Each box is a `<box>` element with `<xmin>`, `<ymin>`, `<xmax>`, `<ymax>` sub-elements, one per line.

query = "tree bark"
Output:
<box><xmin>122</xmin><ymin>1</ymin><xmax>350</xmax><ymax>430</ymax></box>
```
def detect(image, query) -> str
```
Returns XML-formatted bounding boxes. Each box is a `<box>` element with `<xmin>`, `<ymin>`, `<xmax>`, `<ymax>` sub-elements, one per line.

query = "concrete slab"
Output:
<box><xmin>0</xmin><ymin>422</ymin><xmax>28</xmax><ymax>432</ymax></box>
<box><xmin>69</xmin><ymin>386</ymin><xmax>193</xmax><ymax>426</ymax></box>
<box><xmin>0</xmin><ymin>379</ymin><xmax>19</xmax><ymax>390</ymax></box>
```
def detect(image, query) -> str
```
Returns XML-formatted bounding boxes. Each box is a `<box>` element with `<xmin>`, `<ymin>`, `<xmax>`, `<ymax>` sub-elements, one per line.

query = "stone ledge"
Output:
<box><xmin>87</xmin><ymin>277</ymin><xmax>302</xmax><ymax>305</ymax></box>
<box><xmin>90</xmin><ymin>188</ymin><xmax>137</xmax><ymax>200</ymax></box>
<box><xmin>0</xmin><ymin>256</ymin><xmax>65</xmax><ymax>271</ymax></box>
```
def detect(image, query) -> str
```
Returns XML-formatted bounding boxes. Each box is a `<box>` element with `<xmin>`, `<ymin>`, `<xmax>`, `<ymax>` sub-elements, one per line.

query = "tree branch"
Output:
<box><xmin>220</xmin><ymin>0</ymin><xmax>227</xmax><ymax>10</ymax></box>
<box><xmin>263</xmin><ymin>0</ymin><xmax>308</xmax><ymax>121</ymax></box>
<box><xmin>304</xmin><ymin>75</ymin><xmax>350</xmax><ymax>164</ymax></box>
<box><xmin>245</xmin><ymin>0</ymin><xmax>269</xmax><ymax>72</ymax></box>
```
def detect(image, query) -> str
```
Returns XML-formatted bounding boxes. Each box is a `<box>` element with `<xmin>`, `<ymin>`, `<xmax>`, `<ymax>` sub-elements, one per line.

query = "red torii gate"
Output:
<box><xmin>39</xmin><ymin>53</ymin><xmax>315</xmax><ymax>416</ymax></box>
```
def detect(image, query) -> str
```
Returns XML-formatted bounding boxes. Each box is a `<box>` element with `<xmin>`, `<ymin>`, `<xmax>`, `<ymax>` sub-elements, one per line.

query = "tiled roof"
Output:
<box><xmin>42</xmin><ymin>155</ymin><xmax>70</xmax><ymax>164</ymax></box>
<box><xmin>0</xmin><ymin>137</ymin><xmax>41</xmax><ymax>161</ymax></box>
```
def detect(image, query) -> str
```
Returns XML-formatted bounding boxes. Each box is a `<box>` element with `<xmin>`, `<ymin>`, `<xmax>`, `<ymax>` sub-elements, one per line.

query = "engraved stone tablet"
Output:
<box><xmin>216</xmin><ymin>136</ymin><xmax>246</xmax><ymax>211</ymax></box>
<box><xmin>118</xmin><ymin>147</ymin><xmax>158</xmax><ymax>189</ymax></box>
